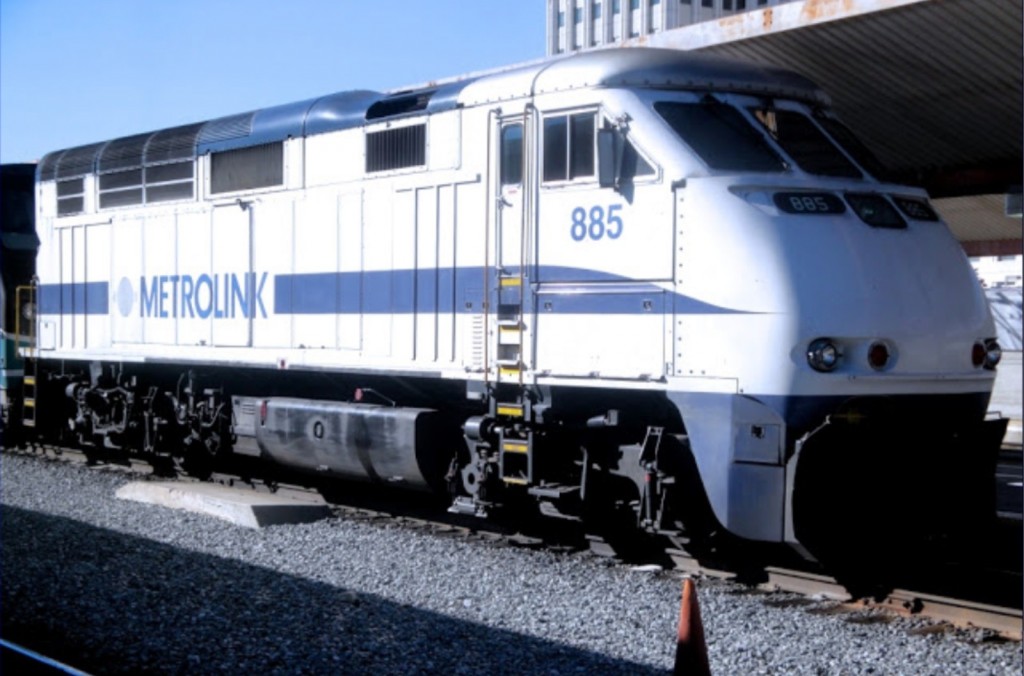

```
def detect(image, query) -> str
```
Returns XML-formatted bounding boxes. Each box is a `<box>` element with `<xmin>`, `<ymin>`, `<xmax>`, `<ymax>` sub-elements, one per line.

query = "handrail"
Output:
<box><xmin>483</xmin><ymin>107</ymin><xmax>498</xmax><ymax>387</ymax></box>
<box><xmin>14</xmin><ymin>284</ymin><xmax>36</xmax><ymax>359</ymax></box>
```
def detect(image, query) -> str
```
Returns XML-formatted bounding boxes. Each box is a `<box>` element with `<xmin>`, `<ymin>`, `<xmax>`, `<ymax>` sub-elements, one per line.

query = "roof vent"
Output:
<box><xmin>365</xmin><ymin>90</ymin><xmax>435</xmax><ymax>121</ymax></box>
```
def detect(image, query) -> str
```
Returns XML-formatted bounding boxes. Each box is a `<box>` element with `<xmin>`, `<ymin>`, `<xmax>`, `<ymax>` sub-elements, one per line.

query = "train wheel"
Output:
<box><xmin>179</xmin><ymin>436</ymin><xmax>216</xmax><ymax>480</ymax></box>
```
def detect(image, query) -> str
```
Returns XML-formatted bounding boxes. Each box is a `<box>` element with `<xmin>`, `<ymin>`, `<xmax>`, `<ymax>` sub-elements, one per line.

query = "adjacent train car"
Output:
<box><xmin>19</xmin><ymin>49</ymin><xmax>1005</xmax><ymax>562</ymax></box>
<box><xmin>1</xmin><ymin>164</ymin><xmax>38</xmax><ymax>439</ymax></box>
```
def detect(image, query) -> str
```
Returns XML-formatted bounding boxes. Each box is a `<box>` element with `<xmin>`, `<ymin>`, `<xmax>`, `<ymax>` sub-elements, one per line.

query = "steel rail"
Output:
<box><xmin>0</xmin><ymin>638</ymin><xmax>92</xmax><ymax>676</ymax></box>
<box><xmin>760</xmin><ymin>566</ymin><xmax>1023</xmax><ymax>641</ymax></box>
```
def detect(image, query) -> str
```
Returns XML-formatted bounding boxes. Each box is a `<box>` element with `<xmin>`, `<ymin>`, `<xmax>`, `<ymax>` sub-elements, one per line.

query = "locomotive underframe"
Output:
<box><xmin>14</xmin><ymin>356</ymin><xmax>1006</xmax><ymax>563</ymax></box>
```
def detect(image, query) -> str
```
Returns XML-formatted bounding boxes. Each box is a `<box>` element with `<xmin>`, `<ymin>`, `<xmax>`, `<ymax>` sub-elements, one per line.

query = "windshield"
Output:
<box><xmin>654</xmin><ymin>101</ymin><xmax>786</xmax><ymax>173</ymax></box>
<box><xmin>813</xmin><ymin>113</ymin><xmax>891</xmax><ymax>182</ymax></box>
<box><xmin>749</xmin><ymin>107</ymin><xmax>861</xmax><ymax>178</ymax></box>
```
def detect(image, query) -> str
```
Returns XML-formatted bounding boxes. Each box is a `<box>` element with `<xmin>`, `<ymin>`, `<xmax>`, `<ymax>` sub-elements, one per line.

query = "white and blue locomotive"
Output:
<box><xmin>25</xmin><ymin>49</ymin><xmax>1004</xmax><ymax>561</ymax></box>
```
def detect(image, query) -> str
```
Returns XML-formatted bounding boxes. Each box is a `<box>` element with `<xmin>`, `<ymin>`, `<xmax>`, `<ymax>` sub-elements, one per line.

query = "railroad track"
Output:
<box><xmin>4</xmin><ymin>444</ymin><xmax>1021</xmax><ymax>641</ymax></box>
<box><xmin>0</xmin><ymin>638</ymin><xmax>91</xmax><ymax>676</ymax></box>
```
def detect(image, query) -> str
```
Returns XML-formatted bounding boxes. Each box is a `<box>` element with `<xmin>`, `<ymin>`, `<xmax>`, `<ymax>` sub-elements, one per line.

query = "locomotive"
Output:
<box><xmin>12</xmin><ymin>48</ymin><xmax>1006</xmax><ymax>563</ymax></box>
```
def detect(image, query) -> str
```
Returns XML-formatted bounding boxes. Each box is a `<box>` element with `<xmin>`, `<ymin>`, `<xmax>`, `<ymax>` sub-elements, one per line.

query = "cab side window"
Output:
<box><xmin>620</xmin><ymin>136</ymin><xmax>655</xmax><ymax>182</ymax></box>
<box><xmin>543</xmin><ymin>112</ymin><xmax>595</xmax><ymax>182</ymax></box>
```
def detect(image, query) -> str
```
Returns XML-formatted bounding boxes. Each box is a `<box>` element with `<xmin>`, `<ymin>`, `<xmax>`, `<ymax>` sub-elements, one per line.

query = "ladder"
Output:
<box><xmin>15</xmin><ymin>285</ymin><xmax>37</xmax><ymax>429</ymax></box>
<box><xmin>489</xmin><ymin>107</ymin><xmax>537</xmax><ymax>487</ymax></box>
<box><xmin>493</xmin><ymin>269</ymin><xmax>533</xmax><ymax>485</ymax></box>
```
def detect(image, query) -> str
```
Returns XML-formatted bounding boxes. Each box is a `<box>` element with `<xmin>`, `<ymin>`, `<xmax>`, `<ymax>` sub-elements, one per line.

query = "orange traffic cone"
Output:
<box><xmin>673</xmin><ymin>577</ymin><xmax>711</xmax><ymax>675</ymax></box>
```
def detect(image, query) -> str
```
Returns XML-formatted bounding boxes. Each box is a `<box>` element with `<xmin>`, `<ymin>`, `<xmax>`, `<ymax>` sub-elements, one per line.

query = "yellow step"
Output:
<box><xmin>496</xmin><ymin>404</ymin><xmax>524</xmax><ymax>418</ymax></box>
<box><xmin>501</xmin><ymin>441</ymin><xmax>529</xmax><ymax>455</ymax></box>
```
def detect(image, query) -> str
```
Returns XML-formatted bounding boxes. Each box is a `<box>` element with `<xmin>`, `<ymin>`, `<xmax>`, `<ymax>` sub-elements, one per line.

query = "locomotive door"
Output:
<box><xmin>489</xmin><ymin>111</ymin><xmax>536</xmax><ymax>384</ymax></box>
<box><xmin>496</xmin><ymin>119</ymin><xmax>526</xmax><ymax>275</ymax></box>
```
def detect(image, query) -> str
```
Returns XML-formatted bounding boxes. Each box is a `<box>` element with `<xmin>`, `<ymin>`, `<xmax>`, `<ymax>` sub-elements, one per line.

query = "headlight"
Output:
<box><xmin>807</xmin><ymin>338</ymin><xmax>840</xmax><ymax>372</ymax></box>
<box><xmin>984</xmin><ymin>338</ymin><xmax>1002</xmax><ymax>370</ymax></box>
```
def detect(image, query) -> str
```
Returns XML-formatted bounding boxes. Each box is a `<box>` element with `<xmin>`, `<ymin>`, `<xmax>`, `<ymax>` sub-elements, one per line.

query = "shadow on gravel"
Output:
<box><xmin>1</xmin><ymin>506</ymin><xmax>664</xmax><ymax>675</ymax></box>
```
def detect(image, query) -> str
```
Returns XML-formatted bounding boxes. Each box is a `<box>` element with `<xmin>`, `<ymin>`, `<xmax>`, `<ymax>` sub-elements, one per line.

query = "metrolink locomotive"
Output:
<box><xmin>15</xmin><ymin>49</ymin><xmax>1005</xmax><ymax>563</ymax></box>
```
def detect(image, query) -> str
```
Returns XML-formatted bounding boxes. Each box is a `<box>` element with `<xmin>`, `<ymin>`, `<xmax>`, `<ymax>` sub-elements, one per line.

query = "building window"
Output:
<box><xmin>210</xmin><ymin>142</ymin><xmax>284</xmax><ymax>194</ymax></box>
<box><xmin>57</xmin><ymin>178</ymin><xmax>85</xmax><ymax>216</ymax></box>
<box><xmin>558</xmin><ymin>10</ymin><xmax>565</xmax><ymax>27</ymax></box>
<box><xmin>631</xmin><ymin>0</ymin><xmax>640</xmax><ymax>8</ymax></box>
<box><xmin>543</xmin><ymin>113</ymin><xmax>595</xmax><ymax>182</ymax></box>
<box><xmin>613</xmin><ymin>0</ymin><xmax>621</xmax><ymax>14</ymax></box>
<box><xmin>593</xmin><ymin>1</ymin><xmax>602</xmax><ymax>18</ymax></box>
<box><xmin>574</xmin><ymin>6</ymin><xmax>583</xmax><ymax>22</ymax></box>
<box><xmin>366</xmin><ymin>124</ymin><xmax>426</xmax><ymax>173</ymax></box>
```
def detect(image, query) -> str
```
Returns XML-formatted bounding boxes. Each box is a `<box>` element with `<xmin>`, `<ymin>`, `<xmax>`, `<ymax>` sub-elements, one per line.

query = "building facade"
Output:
<box><xmin>972</xmin><ymin>255</ymin><xmax>1024</xmax><ymax>289</ymax></box>
<box><xmin>546</xmin><ymin>0</ymin><xmax>800</xmax><ymax>55</ymax></box>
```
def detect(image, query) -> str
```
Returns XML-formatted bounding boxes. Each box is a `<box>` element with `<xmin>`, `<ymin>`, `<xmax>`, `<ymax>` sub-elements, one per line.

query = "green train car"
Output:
<box><xmin>1</xmin><ymin>164</ymin><xmax>38</xmax><ymax>437</ymax></box>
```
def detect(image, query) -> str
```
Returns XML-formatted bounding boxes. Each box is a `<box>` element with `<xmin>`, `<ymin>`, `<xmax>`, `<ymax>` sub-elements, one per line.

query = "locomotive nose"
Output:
<box><xmin>788</xmin><ymin>400</ymin><xmax>1006</xmax><ymax>570</ymax></box>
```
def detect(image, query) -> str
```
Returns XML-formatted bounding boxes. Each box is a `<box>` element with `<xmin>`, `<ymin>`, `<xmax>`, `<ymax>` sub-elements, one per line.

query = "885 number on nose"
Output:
<box><xmin>571</xmin><ymin>205</ymin><xmax>623</xmax><ymax>242</ymax></box>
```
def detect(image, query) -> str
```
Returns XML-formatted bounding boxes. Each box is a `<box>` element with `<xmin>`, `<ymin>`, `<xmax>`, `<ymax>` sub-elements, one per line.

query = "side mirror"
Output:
<box><xmin>597</xmin><ymin>129</ymin><xmax>618</xmax><ymax>189</ymax></box>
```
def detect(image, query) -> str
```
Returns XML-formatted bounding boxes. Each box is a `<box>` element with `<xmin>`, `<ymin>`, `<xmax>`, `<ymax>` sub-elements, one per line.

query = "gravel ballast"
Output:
<box><xmin>1</xmin><ymin>453</ymin><xmax>1020</xmax><ymax>674</ymax></box>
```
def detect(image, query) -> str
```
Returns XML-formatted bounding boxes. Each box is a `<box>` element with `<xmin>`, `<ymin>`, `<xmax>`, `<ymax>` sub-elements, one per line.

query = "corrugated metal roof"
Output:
<box><xmin>934</xmin><ymin>194</ymin><xmax>1022</xmax><ymax>243</ymax></box>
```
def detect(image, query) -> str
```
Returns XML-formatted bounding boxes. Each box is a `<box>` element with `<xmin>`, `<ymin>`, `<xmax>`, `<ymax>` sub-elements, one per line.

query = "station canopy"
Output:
<box><xmin>637</xmin><ymin>0</ymin><xmax>1022</xmax><ymax>253</ymax></box>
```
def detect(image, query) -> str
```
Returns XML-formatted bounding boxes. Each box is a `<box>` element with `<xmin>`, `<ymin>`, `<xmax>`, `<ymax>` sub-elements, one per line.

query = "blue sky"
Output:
<box><xmin>0</xmin><ymin>1</ymin><xmax>546</xmax><ymax>163</ymax></box>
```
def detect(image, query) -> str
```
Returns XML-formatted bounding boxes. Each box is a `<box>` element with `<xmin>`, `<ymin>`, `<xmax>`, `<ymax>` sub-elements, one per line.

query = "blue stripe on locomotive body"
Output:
<box><xmin>38</xmin><ymin>282</ymin><xmax>109</xmax><ymax>315</ymax></box>
<box><xmin>269</xmin><ymin>266</ymin><xmax>747</xmax><ymax>316</ymax></box>
<box><xmin>35</xmin><ymin>270</ymin><xmax>748</xmax><ymax>317</ymax></box>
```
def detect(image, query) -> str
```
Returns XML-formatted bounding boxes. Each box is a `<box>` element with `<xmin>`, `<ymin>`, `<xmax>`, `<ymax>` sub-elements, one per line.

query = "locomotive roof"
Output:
<box><xmin>38</xmin><ymin>48</ymin><xmax>827</xmax><ymax>182</ymax></box>
<box><xmin>459</xmin><ymin>47</ymin><xmax>828</xmax><ymax>106</ymax></box>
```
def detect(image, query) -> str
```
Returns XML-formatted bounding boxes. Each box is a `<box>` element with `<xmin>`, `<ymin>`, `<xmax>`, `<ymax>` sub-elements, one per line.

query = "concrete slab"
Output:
<box><xmin>116</xmin><ymin>481</ymin><xmax>332</xmax><ymax>529</ymax></box>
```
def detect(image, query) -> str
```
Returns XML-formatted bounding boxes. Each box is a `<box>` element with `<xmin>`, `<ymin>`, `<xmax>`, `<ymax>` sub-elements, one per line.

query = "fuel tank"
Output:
<box><xmin>239</xmin><ymin>397</ymin><xmax>451</xmax><ymax>492</ymax></box>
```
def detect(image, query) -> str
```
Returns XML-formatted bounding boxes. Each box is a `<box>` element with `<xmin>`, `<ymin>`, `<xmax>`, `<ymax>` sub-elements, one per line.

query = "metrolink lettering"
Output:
<box><xmin>140</xmin><ymin>272</ymin><xmax>268</xmax><ymax>319</ymax></box>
